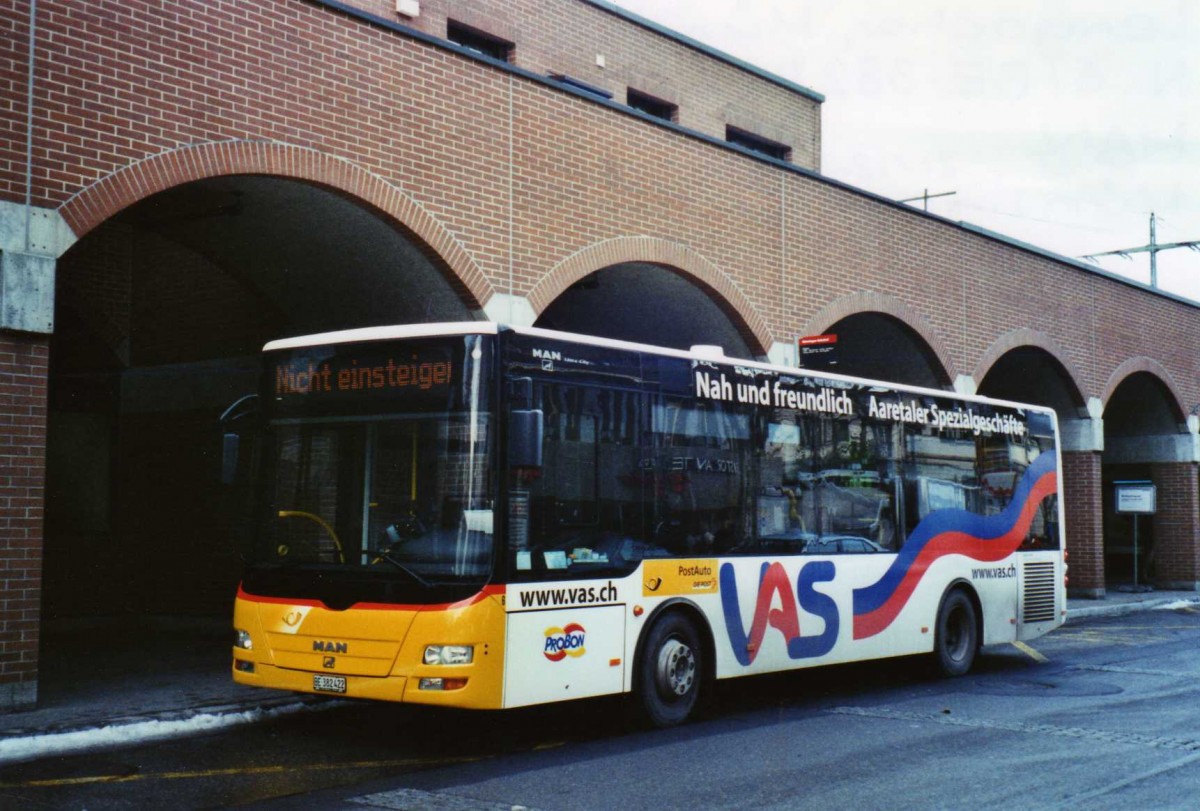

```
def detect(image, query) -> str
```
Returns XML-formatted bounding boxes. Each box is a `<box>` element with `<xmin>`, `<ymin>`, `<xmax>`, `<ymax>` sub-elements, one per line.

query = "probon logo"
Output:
<box><xmin>543</xmin><ymin>623</ymin><xmax>586</xmax><ymax>661</ymax></box>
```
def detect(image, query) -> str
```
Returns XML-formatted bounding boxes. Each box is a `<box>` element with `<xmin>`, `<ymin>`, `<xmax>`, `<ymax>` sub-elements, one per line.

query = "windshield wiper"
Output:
<box><xmin>367</xmin><ymin>548</ymin><xmax>433</xmax><ymax>587</ymax></box>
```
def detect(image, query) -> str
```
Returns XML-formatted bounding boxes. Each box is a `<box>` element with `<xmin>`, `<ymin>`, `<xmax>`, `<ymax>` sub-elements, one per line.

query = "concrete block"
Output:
<box><xmin>0</xmin><ymin>250</ymin><xmax>55</xmax><ymax>334</ymax></box>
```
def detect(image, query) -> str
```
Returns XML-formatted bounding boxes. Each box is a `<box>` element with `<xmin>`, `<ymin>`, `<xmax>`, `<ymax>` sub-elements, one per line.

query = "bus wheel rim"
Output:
<box><xmin>656</xmin><ymin>638</ymin><xmax>696</xmax><ymax>698</ymax></box>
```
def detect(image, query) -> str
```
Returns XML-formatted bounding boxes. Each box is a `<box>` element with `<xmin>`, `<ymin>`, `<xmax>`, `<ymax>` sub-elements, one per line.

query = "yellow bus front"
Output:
<box><xmin>232</xmin><ymin>586</ymin><xmax>507</xmax><ymax>708</ymax></box>
<box><xmin>229</xmin><ymin>329</ymin><xmax>505</xmax><ymax>709</ymax></box>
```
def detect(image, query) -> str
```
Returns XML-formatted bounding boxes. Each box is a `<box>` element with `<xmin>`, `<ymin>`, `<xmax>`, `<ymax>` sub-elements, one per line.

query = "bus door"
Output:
<box><xmin>500</xmin><ymin>375</ymin><xmax>630</xmax><ymax>708</ymax></box>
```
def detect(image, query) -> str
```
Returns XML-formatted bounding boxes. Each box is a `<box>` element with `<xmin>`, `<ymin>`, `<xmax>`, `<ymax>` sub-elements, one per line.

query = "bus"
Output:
<box><xmin>230</xmin><ymin>322</ymin><xmax>1065</xmax><ymax>726</ymax></box>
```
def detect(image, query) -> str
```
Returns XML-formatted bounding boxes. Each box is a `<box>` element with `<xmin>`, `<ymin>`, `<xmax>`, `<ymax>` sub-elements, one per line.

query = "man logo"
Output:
<box><xmin>323</xmin><ymin>656</ymin><xmax>336</xmax><ymax>669</ymax></box>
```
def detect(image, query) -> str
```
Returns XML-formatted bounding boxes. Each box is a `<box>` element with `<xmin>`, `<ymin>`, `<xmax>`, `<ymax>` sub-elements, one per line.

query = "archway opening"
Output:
<box><xmin>534</xmin><ymin>263</ymin><xmax>756</xmax><ymax>358</ymax></box>
<box><xmin>1101</xmin><ymin>372</ymin><xmax>1186</xmax><ymax>588</ymax></box>
<box><xmin>818</xmin><ymin>312</ymin><xmax>949</xmax><ymax>389</ymax></box>
<box><xmin>45</xmin><ymin>175</ymin><xmax>475</xmax><ymax>630</ymax></box>
<box><xmin>976</xmin><ymin>346</ymin><xmax>1084</xmax><ymax>418</ymax></box>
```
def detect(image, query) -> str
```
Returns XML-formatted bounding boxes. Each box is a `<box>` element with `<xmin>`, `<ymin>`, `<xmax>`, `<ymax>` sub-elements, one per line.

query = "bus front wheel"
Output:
<box><xmin>934</xmin><ymin>588</ymin><xmax>978</xmax><ymax>677</ymax></box>
<box><xmin>638</xmin><ymin>612</ymin><xmax>702</xmax><ymax>727</ymax></box>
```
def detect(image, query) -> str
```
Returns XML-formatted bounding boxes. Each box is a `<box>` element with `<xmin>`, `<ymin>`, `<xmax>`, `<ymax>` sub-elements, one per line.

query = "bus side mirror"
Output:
<box><xmin>508</xmin><ymin>377</ymin><xmax>542</xmax><ymax>469</ymax></box>
<box><xmin>509</xmin><ymin>409</ymin><xmax>543</xmax><ymax>469</ymax></box>
<box><xmin>219</xmin><ymin>394</ymin><xmax>260</xmax><ymax>486</ymax></box>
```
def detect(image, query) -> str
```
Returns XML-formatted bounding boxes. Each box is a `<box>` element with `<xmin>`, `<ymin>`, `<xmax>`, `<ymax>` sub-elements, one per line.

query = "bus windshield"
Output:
<box><xmin>247</xmin><ymin>334</ymin><xmax>496</xmax><ymax>594</ymax></box>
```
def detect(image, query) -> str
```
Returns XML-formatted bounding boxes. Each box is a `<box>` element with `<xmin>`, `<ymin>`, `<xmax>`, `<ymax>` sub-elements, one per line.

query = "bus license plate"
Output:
<box><xmin>313</xmin><ymin>674</ymin><xmax>346</xmax><ymax>694</ymax></box>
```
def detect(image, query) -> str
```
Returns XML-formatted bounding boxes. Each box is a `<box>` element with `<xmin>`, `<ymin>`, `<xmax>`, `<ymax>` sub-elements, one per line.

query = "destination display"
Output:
<box><xmin>274</xmin><ymin>354</ymin><xmax>453</xmax><ymax>396</ymax></box>
<box><xmin>265</xmin><ymin>338</ymin><xmax>477</xmax><ymax>418</ymax></box>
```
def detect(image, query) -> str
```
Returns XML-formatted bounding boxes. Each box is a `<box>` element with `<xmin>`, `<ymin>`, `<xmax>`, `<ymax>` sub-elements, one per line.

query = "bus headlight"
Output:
<box><xmin>234</xmin><ymin>629</ymin><xmax>253</xmax><ymax>651</ymax></box>
<box><xmin>424</xmin><ymin>644</ymin><xmax>473</xmax><ymax>665</ymax></box>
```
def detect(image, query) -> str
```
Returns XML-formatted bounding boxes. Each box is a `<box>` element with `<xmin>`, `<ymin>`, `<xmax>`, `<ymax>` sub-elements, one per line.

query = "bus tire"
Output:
<box><xmin>638</xmin><ymin>612</ymin><xmax>703</xmax><ymax>728</ymax></box>
<box><xmin>934</xmin><ymin>588</ymin><xmax>978</xmax><ymax>677</ymax></box>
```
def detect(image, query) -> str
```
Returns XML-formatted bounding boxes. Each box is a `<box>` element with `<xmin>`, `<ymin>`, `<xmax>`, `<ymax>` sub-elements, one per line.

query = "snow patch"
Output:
<box><xmin>0</xmin><ymin>701</ymin><xmax>319</xmax><ymax>764</ymax></box>
<box><xmin>1153</xmin><ymin>600</ymin><xmax>1200</xmax><ymax>611</ymax></box>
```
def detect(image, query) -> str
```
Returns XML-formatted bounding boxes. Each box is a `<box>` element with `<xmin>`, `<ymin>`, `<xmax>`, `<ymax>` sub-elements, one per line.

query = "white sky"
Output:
<box><xmin>614</xmin><ymin>0</ymin><xmax>1200</xmax><ymax>300</ymax></box>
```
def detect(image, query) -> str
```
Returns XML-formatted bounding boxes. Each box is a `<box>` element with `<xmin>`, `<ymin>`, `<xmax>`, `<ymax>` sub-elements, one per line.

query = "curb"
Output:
<box><xmin>1067</xmin><ymin>595</ymin><xmax>1200</xmax><ymax>620</ymax></box>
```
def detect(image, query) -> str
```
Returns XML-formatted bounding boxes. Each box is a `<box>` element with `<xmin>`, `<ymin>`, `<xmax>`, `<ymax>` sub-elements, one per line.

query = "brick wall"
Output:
<box><xmin>1150</xmin><ymin>462</ymin><xmax>1200</xmax><ymax>589</ymax></box>
<box><xmin>2</xmin><ymin>0</ymin><xmax>1196</xmax><ymax>417</ymax></box>
<box><xmin>334</xmin><ymin>0</ymin><xmax>823</xmax><ymax>170</ymax></box>
<box><xmin>0</xmin><ymin>334</ymin><xmax>47</xmax><ymax>706</ymax></box>
<box><xmin>1062</xmin><ymin>451</ymin><xmax>1103</xmax><ymax>597</ymax></box>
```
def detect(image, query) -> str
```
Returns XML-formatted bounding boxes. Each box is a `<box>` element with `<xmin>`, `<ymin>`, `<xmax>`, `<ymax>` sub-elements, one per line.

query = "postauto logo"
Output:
<box><xmin>543</xmin><ymin>623</ymin><xmax>586</xmax><ymax>661</ymax></box>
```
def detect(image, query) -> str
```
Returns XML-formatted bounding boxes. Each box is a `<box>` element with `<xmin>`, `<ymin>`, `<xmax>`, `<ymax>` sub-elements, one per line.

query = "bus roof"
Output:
<box><xmin>262</xmin><ymin>322</ymin><xmax>1060</xmax><ymax>420</ymax></box>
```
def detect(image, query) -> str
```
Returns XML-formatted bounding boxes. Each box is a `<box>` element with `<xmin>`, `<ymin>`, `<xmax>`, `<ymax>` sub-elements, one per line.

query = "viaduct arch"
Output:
<box><xmin>801</xmin><ymin>292</ymin><xmax>957</xmax><ymax>388</ymax></box>
<box><xmin>58</xmin><ymin>141</ymin><xmax>496</xmax><ymax>311</ymax></box>
<box><xmin>526</xmin><ymin>237</ymin><xmax>773</xmax><ymax>357</ymax></box>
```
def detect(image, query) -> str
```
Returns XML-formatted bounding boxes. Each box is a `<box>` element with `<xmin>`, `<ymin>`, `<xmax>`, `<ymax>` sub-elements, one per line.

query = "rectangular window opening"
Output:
<box><xmin>627</xmin><ymin>88</ymin><xmax>677</xmax><ymax>122</ymax></box>
<box><xmin>447</xmin><ymin>20</ymin><xmax>514</xmax><ymax>63</ymax></box>
<box><xmin>726</xmin><ymin>126</ymin><xmax>792</xmax><ymax>162</ymax></box>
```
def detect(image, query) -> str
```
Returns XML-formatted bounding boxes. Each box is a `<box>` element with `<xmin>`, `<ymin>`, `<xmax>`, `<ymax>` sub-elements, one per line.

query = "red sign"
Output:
<box><xmin>799</xmin><ymin>334</ymin><xmax>837</xmax><ymax>347</ymax></box>
<box><xmin>798</xmin><ymin>334</ymin><xmax>838</xmax><ymax>369</ymax></box>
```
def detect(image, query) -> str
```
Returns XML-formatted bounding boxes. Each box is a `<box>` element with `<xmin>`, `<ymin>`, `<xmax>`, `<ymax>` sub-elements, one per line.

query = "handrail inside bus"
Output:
<box><xmin>277</xmin><ymin>510</ymin><xmax>345</xmax><ymax>563</ymax></box>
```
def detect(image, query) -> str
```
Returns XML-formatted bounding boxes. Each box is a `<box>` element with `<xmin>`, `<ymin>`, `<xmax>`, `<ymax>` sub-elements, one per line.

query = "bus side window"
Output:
<box><xmin>516</xmin><ymin>381</ymin><xmax>654</xmax><ymax>578</ymax></box>
<box><xmin>902</xmin><ymin>421</ymin><xmax>977</xmax><ymax>542</ymax></box>
<box><xmin>791</xmin><ymin>412</ymin><xmax>898</xmax><ymax>554</ymax></box>
<box><xmin>649</xmin><ymin>396</ymin><xmax>754</xmax><ymax>556</ymax></box>
<box><xmin>1019</xmin><ymin>436</ymin><xmax>1060</xmax><ymax>550</ymax></box>
<box><xmin>758</xmin><ymin>415</ymin><xmax>814</xmax><ymax>554</ymax></box>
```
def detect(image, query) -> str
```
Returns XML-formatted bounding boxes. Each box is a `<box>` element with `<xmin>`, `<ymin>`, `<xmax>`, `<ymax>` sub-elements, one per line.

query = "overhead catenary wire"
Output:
<box><xmin>1080</xmin><ymin>213</ymin><xmax>1200</xmax><ymax>288</ymax></box>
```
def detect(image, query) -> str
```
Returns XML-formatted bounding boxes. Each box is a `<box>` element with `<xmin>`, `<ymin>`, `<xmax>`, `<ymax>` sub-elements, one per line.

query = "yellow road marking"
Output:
<box><xmin>1012</xmin><ymin>640</ymin><xmax>1048</xmax><ymax>663</ymax></box>
<box><xmin>1</xmin><ymin>755</ymin><xmax>486</xmax><ymax>789</ymax></box>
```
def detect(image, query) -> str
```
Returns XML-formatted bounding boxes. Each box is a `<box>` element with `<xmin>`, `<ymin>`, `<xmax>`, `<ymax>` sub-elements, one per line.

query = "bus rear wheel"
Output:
<box><xmin>934</xmin><ymin>589</ymin><xmax>978</xmax><ymax>677</ymax></box>
<box><xmin>638</xmin><ymin>613</ymin><xmax>702</xmax><ymax>728</ymax></box>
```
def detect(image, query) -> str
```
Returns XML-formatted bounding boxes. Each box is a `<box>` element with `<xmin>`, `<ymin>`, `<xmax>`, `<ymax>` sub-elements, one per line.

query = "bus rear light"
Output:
<box><xmin>419</xmin><ymin>677</ymin><xmax>467</xmax><ymax>691</ymax></box>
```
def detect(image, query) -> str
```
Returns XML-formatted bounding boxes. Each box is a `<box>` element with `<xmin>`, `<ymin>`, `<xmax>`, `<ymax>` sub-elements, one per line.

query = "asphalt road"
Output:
<box><xmin>4</xmin><ymin>606</ymin><xmax>1200</xmax><ymax>810</ymax></box>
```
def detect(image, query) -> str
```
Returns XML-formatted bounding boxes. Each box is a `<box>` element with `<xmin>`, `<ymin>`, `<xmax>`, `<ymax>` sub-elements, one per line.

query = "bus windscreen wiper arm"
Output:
<box><xmin>367</xmin><ymin>548</ymin><xmax>432</xmax><ymax>587</ymax></box>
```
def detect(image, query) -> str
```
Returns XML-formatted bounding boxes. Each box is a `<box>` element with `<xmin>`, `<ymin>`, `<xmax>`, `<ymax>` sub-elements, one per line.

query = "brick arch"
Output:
<box><xmin>56</xmin><ymin>139</ymin><xmax>493</xmax><ymax>309</ymax></box>
<box><xmin>526</xmin><ymin>236</ymin><xmax>773</xmax><ymax>356</ymax></box>
<box><xmin>801</xmin><ymin>291</ymin><xmax>957</xmax><ymax>383</ymax></box>
<box><xmin>973</xmin><ymin>328</ymin><xmax>1088</xmax><ymax>406</ymax></box>
<box><xmin>1102</xmin><ymin>356</ymin><xmax>1188</xmax><ymax>423</ymax></box>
